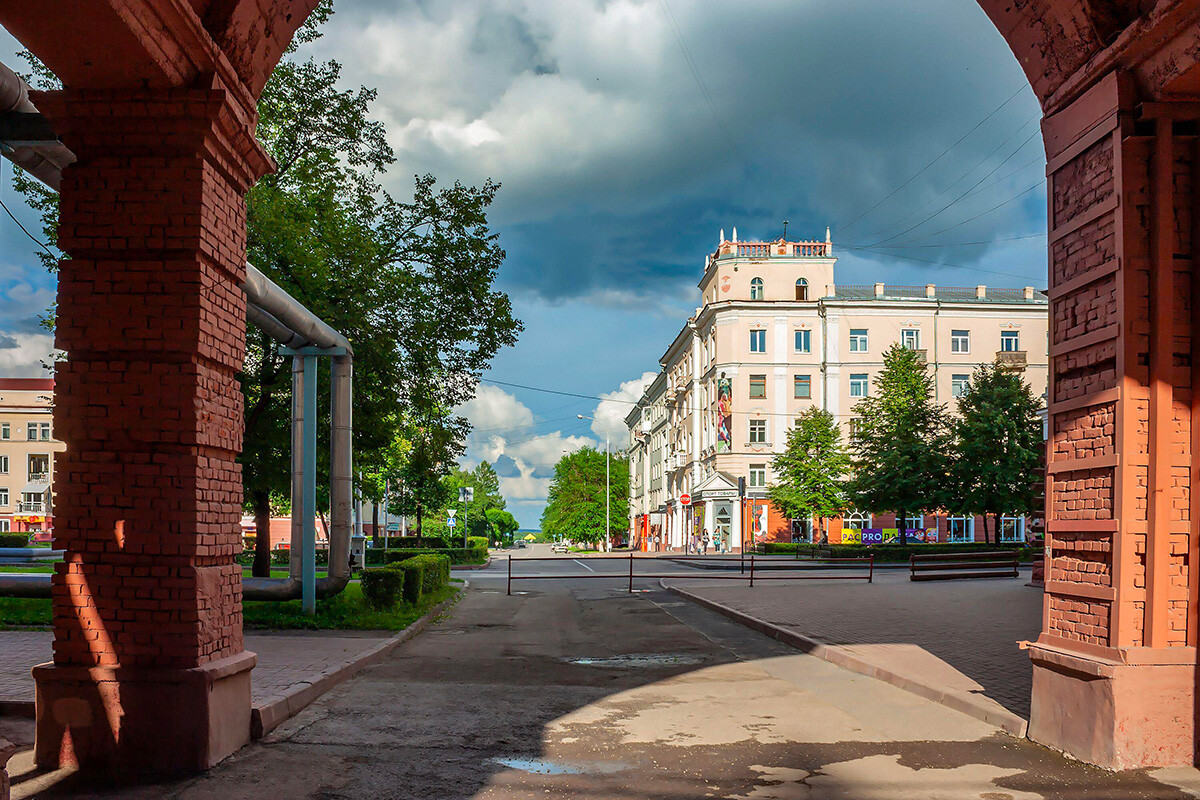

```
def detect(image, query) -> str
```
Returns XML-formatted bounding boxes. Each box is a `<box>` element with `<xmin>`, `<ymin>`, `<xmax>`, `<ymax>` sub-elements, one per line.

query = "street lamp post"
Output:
<box><xmin>578</xmin><ymin>414</ymin><xmax>610</xmax><ymax>553</ymax></box>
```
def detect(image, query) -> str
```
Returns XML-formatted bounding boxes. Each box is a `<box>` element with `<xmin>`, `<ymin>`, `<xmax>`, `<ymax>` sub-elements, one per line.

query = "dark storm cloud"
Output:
<box><xmin>295</xmin><ymin>0</ymin><xmax>1049</xmax><ymax>303</ymax></box>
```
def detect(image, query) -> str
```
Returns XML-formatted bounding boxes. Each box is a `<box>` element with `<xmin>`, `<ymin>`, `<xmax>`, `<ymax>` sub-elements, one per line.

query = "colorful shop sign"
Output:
<box><xmin>840</xmin><ymin>528</ymin><xmax>937</xmax><ymax>545</ymax></box>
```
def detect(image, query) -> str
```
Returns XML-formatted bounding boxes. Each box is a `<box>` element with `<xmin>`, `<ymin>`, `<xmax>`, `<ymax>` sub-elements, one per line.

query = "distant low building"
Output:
<box><xmin>0</xmin><ymin>378</ymin><xmax>65</xmax><ymax>540</ymax></box>
<box><xmin>626</xmin><ymin>232</ymin><xmax>1049</xmax><ymax>551</ymax></box>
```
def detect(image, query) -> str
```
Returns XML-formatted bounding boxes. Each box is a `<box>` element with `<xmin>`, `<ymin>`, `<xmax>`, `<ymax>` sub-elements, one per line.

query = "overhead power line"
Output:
<box><xmin>836</xmin><ymin>83</ymin><xmax>1029</xmax><ymax>237</ymax></box>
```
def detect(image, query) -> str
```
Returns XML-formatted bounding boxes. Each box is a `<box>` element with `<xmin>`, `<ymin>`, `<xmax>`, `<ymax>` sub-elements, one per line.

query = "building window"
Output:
<box><xmin>849</xmin><ymin>328</ymin><xmax>868</xmax><ymax>352</ymax></box>
<box><xmin>844</xmin><ymin>510</ymin><xmax>871</xmax><ymax>530</ymax></box>
<box><xmin>749</xmin><ymin>419</ymin><xmax>767</xmax><ymax>444</ymax></box>
<box><xmin>951</xmin><ymin>374</ymin><xmax>971</xmax><ymax>398</ymax></box>
<box><xmin>749</xmin><ymin>329</ymin><xmax>766</xmax><ymax>353</ymax></box>
<box><xmin>28</xmin><ymin>455</ymin><xmax>49</xmax><ymax>481</ymax></box>
<box><xmin>794</xmin><ymin>329</ymin><xmax>811</xmax><ymax>353</ymax></box>
<box><xmin>947</xmin><ymin>516</ymin><xmax>974</xmax><ymax>542</ymax></box>
<box><xmin>795</xmin><ymin>278</ymin><xmax>808</xmax><ymax>301</ymax></box>
<box><xmin>903</xmin><ymin>514</ymin><xmax>924</xmax><ymax>531</ymax></box>
<box><xmin>749</xmin><ymin>375</ymin><xmax>766</xmax><ymax>399</ymax></box>
<box><xmin>750</xmin><ymin>277</ymin><xmax>764</xmax><ymax>300</ymax></box>
<box><xmin>0</xmin><ymin>456</ymin><xmax>7</xmax><ymax>475</ymax></box>
<box><xmin>749</xmin><ymin>464</ymin><xmax>766</xmax><ymax>488</ymax></box>
<box><xmin>0</xmin><ymin>423</ymin><xmax>8</xmax><ymax>440</ymax></box>
<box><xmin>794</xmin><ymin>375</ymin><xmax>811</xmax><ymax>399</ymax></box>
<box><xmin>26</xmin><ymin>422</ymin><xmax>50</xmax><ymax>441</ymax></box>
<box><xmin>21</xmin><ymin>492</ymin><xmax>43</xmax><ymax>513</ymax></box>
<box><xmin>1001</xmin><ymin>516</ymin><xmax>1026</xmax><ymax>542</ymax></box>
<box><xmin>901</xmin><ymin>329</ymin><xmax>920</xmax><ymax>350</ymax></box>
<box><xmin>849</xmin><ymin>373</ymin><xmax>869</xmax><ymax>398</ymax></box>
<box><xmin>0</xmin><ymin>519</ymin><xmax>8</xmax><ymax>533</ymax></box>
<box><xmin>1001</xmin><ymin>330</ymin><xmax>1020</xmax><ymax>352</ymax></box>
<box><xmin>848</xmin><ymin>418</ymin><xmax>864</xmax><ymax>445</ymax></box>
<box><xmin>951</xmin><ymin>329</ymin><xmax>970</xmax><ymax>353</ymax></box>
<box><xmin>0</xmin><ymin>489</ymin><xmax>7</xmax><ymax>507</ymax></box>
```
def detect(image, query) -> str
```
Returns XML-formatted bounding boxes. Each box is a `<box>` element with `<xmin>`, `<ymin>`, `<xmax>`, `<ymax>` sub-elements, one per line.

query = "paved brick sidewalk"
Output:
<box><xmin>664</xmin><ymin>568</ymin><xmax>1041</xmax><ymax>719</ymax></box>
<box><xmin>0</xmin><ymin>630</ymin><xmax>390</xmax><ymax>706</ymax></box>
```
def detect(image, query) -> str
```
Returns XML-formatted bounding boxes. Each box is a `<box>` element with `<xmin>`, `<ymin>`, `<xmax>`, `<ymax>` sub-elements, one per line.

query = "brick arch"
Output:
<box><xmin>0</xmin><ymin>0</ymin><xmax>1198</xmax><ymax>778</ymax></box>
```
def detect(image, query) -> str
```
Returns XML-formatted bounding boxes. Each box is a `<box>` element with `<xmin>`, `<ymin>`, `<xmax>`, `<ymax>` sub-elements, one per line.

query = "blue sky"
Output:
<box><xmin>0</xmin><ymin>0</ymin><xmax>1048</xmax><ymax>527</ymax></box>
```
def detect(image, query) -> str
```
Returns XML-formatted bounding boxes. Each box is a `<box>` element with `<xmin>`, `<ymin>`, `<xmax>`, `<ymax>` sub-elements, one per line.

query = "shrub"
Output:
<box><xmin>384</xmin><ymin>547</ymin><xmax>486</xmax><ymax>566</ymax></box>
<box><xmin>394</xmin><ymin>560</ymin><xmax>423</xmax><ymax>604</ymax></box>
<box><xmin>395</xmin><ymin>536</ymin><xmax>450</xmax><ymax>550</ymax></box>
<box><xmin>467</xmin><ymin>536</ymin><xmax>489</xmax><ymax>550</ymax></box>
<box><xmin>271</xmin><ymin>549</ymin><xmax>291</xmax><ymax>565</ymax></box>
<box><xmin>360</xmin><ymin>566</ymin><xmax>406</xmax><ymax>610</ymax></box>
<box><xmin>365</xmin><ymin>547</ymin><xmax>387</xmax><ymax>566</ymax></box>
<box><xmin>0</xmin><ymin>533</ymin><xmax>29</xmax><ymax>548</ymax></box>
<box><xmin>406</xmin><ymin>554</ymin><xmax>451</xmax><ymax>592</ymax></box>
<box><xmin>757</xmin><ymin>542</ymin><xmax>1040</xmax><ymax>562</ymax></box>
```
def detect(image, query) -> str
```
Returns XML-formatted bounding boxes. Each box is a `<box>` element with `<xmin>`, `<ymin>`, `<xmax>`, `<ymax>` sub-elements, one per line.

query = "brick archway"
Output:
<box><xmin>0</xmin><ymin>0</ymin><xmax>1197</xmax><ymax>777</ymax></box>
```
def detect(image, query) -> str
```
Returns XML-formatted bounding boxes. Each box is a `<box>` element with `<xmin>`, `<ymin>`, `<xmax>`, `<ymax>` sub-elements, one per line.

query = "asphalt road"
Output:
<box><xmin>8</xmin><ymin>544</ymin><xmax>1195</xmax><ymax>799</ymax></box>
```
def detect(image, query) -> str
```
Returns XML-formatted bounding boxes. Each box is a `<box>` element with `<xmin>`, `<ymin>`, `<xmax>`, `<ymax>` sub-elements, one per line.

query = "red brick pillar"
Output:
<box><xmin>1031</xmin><ymin>71</ymin><xmax>1200</xmax><ymax>768</ymax></box>
<box><xmin>29</xmin><ymin>82</ymin><xmax>271</xmax><ymax>779</ymax></box>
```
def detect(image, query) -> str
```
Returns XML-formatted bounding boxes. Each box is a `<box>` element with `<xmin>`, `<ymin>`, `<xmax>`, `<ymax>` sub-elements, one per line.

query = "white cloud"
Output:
<box><xmin>590</xmin><ymin>370</ymin><xmax>656</xmax><ymax>449</ymax></box>
<box><xmin>0</xmin><ymin>333</ymin><xmax>55</xmax><ymax>378</ymax></box>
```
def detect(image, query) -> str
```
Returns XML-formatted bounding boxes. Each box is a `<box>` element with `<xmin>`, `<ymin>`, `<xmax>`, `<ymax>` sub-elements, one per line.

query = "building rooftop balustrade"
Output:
<box><xmin>830</xmin><ymin>284</ymin><xmax>1045</xmax><ymax>304</ymax></box>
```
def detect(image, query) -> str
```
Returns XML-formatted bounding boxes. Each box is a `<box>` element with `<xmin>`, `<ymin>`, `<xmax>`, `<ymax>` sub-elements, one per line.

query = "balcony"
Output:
<box><xmin>28</xmin><ymin>470</ymin><xmax>49</xmax><ymax>483</ymax></box>
<box><xmin>996</xmin><ymin>350</ymin><xmax>1027</xmax><ymax>369</ymax></box>
<box><xmin>18</xmin><ymin>501</ymin><xmax>45</xmax><ymax>514</ymax></box>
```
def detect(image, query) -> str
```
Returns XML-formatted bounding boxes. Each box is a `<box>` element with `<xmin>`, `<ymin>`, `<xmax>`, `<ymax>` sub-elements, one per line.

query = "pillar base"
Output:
<box><xmin>33</xmin><ymin>650</ymin><xmax>256</xmax><ymax>781</ymax></box>
<box><xmin>1028</xmin><ymin>643</ymin><xmax>1196</xmax><ymax>769</ymax></box>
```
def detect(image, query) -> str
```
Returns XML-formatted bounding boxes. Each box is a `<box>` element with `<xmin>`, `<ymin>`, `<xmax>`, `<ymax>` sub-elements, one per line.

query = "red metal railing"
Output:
<box><xmin>506</xmin><ymin>552</ymin><xmax>873</xmax><ymax>595</ymax></box>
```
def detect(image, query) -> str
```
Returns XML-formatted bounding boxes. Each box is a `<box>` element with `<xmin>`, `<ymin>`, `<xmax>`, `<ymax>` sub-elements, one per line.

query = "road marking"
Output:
<box><xmin>574</xmin><ymin>559</ymin><xmax>594</xmax><ymax>572</ymax></box>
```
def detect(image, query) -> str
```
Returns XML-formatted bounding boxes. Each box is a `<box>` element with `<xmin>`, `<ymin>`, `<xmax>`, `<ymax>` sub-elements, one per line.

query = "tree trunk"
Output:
<box><xmin>413</xmin><ymin>502</ymin><xmax>423</xmax><ymax>537</ymax></box>
<box><xmin>252</xmin><ymin>489</ymin><xmax>272</xmax><ymax>578</ymax></box>
<box><xmin>897</xmin><ymin>509</ymin><xmax>908</xmax><ymax>546</ymax></box>
<box><xmin>371</xmin><ymin>502</ymin><xmax>381</xmax><ymax>548</ymax></box>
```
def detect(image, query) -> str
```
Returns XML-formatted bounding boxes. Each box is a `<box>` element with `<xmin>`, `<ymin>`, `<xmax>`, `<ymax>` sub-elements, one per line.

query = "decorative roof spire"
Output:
<box><xmin>720</xmin><ymin>228</ymin><xmax>725</xmax><ymax>246</ymax></box>
<box><xmin>732</xmin><ymin>227</ymin><xmax>738</xmax><ymax>243</ymax></box>
<box><xmin>826</xmin><ymin>226</ymin><xmax>832</xmax><ymax>244</ymax></box>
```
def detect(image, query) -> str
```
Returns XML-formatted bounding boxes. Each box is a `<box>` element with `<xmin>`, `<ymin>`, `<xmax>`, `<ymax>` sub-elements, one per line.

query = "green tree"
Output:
<box><xmin>849</xmin><ymin>344</ymin><xmax>952</xmax><ymax>544</ymax></box>
<box><xmin>541</xmin><ymin>448</ymin><xmax>629</xmax><ymax>547</ymax></box>
<box><xmin>950</xmin><ymin>363</ymin><xmax>1045</xmax><ymax>544</ymax></box>
<box><xmin>768</xmin><ymin>409</ymin><xmax>850</xmax><ymax>544</ymax></box>
<box><xmin>486</xmin><ymin>508</ymin><xmax>520</xmax><ymax>544</ymax></box>
<box><xmin>438</xmin><ymin>461</ymin><xmax>508</xmax><ymax>542</ymax></box>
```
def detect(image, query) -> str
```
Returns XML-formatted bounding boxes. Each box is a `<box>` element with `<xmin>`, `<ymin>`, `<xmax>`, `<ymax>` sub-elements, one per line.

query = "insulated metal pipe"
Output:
<box><xmin>328</xmin><ymin>355</ymin><xmax>353</xmax><ymax>583</ymax></box>
<box><xmin>289</xmin><ymin>356</ymin><xmax>304</xmax><ymax>580</ymax></box>
<box><xmin>0</xmin><ymin>61</ymin><xmax>75</xmax><ymax>190</ymax></box>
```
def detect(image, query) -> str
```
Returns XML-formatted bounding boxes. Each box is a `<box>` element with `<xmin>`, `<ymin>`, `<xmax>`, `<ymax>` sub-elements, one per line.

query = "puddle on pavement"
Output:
<box><xmin>564</xmin><ymin>653</ymin><xmax>706</xmax><ymax>668</ymax></box>
<box><xmin>491</xmin><ymin>757</ymin><xmax>627</xmax><ymax>775</ymax></box>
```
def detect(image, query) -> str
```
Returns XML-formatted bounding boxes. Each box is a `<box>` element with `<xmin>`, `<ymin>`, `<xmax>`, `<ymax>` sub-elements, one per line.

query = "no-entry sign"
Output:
<box><xmin>679</xmin><ymin>493</ymin><xmax>692</xmax><ymax>506</ymax></box>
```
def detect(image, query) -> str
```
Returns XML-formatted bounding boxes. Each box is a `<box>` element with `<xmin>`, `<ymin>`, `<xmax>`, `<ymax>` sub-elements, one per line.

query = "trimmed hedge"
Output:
<box><xmin>394</xmin><ymin>536</ymin><xmax>451</xmax><ymax>550</ymax></box>
<box><xmin>379</xmin><ymin>547</ymin><xmax>487</xmax><ymax>566</ymax></box>
<box><xmin>360</xmin><ymin>552</ymin><xmax>452</xmax><ymax>610</ymax></box>
<box><xmin>758</xmin><ymin>542</ymin><xmax>1041</xmax><ymax>562</ymax></box>
<box><xmin>467</xmin><ymin>536</ymin><xmax>489</xmax><ymax>550</ymax></box>
<box><xmin>360</xmin><ymin>566</ymin><xmax>406</xmax><ymax>610</ymax></box>
<box><xmin>0</xmin><ymin>533</ymin><xmax>30</xmax><ymax>548</ymax></box>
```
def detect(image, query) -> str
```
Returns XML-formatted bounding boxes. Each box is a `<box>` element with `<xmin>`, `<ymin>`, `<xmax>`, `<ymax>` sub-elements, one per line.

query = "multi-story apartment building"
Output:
<box><xmin>0</xmin><ymin>378</ymin><xmax>65</xmax><ymax>539</ymax></box>
<box><xmin>625</xmin><ymin>233</ymin><xmax>1049</xmax><ymax>552</ymax></box>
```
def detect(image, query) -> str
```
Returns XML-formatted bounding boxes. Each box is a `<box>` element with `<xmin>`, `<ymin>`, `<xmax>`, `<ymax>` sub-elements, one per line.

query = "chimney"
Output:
<box><xmin>926</xmin><ymin>283</ymin><xmax>936</xmax><ymax>298</ymax></box>
<box><xmin>1024</xmin><ymin>286</ymin><xmax>1035</xmax><ymax>300</ymax></box>
<box><xmin>976</xmin><ymin>285</ymin><xmax>987</xmax><ymax>299</ymax></box>
<box><xmin>874</xmin><ymin>282</ymin><xmax>885</xmax><ymax>297</ymax></box>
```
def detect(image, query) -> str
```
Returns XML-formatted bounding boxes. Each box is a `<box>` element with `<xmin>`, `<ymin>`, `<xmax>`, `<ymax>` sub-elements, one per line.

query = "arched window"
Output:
<box><xmin>844</xmin><ymin>511</ymin><xmax>872</xmax><ymax>530</ymax></box>
<box><xmin>795</xmin><ymin>278</ymin><xmax>808</xmax><ymax>301</ymax></box>
<box><xmin>749</xmin><ymin>277</ymin><xmax>763</xmax><ymax>300</ymax></box>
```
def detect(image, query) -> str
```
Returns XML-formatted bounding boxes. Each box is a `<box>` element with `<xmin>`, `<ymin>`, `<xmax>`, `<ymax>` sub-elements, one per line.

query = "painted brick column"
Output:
<box><xmin>1030</xmin><ymin>71</ymin><xmax>1200</xmax><ymax>768</ymax></box>
<box><xmin>29</xmin><ymin>82</ymin><xmax>271</xmax><ymax>779</ymax></box>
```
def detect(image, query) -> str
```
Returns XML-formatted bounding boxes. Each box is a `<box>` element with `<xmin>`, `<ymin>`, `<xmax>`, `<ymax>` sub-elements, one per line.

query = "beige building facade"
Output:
<box><xmin>626</xmin><ymin>234</ymin><xmax>1049</xmax><ymax>552</ymax></box>
<box><xmin>0</xmin><ymin>378</ymin><xmax>65</xmax><ymax>539</ymax></box>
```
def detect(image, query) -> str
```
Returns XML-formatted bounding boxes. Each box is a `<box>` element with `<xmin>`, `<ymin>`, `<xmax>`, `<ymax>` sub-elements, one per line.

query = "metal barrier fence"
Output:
<box><xmin>909</xmin><ymin>550</ymin><xmax>1020</xmax><ymax>581</ymax></box>
<box><xmin>506</xmin><ymin>552</ymin><xmax>873</xmax><ymax>595</ymax></box>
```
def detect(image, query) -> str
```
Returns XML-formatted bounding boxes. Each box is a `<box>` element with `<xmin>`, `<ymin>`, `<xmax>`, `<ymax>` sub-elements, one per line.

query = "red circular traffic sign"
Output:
<box><xmin>679</xmin><ymin>493</ymin><xmax>692</xmax><ymax>506</ymax></box>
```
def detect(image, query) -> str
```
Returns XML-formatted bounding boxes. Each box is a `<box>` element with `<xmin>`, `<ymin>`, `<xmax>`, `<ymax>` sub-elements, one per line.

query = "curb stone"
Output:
<box><xmin>660</xmin><ymin>579</ymin><xmax>1028</xmax><ymax>738</ymax></box>
<box><xmin>250</xmin><ymin>581</ymin><xmax>467</xmax><ymax>739</ymax></box>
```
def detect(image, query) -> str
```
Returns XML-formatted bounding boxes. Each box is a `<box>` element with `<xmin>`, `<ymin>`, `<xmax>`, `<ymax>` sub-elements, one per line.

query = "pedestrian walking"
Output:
<box><xmin>702</xmin><ymin>529</ymin><xmax>710</xmax><ymax>555</ymax></box>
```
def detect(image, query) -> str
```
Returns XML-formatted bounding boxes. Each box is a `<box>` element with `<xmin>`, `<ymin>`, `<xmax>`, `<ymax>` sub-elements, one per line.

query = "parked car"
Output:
<box><xmin>516</xmin><ymin>540</ymin><xmax>527</xmax><ymax>548</ymax></box>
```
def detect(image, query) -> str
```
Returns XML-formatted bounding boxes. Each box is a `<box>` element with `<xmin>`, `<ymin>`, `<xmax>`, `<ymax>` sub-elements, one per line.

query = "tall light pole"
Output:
<box><xmin>578</xmin><ymin>414</ymin><xmax>609</xmax><ymax>552</ymax></box>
